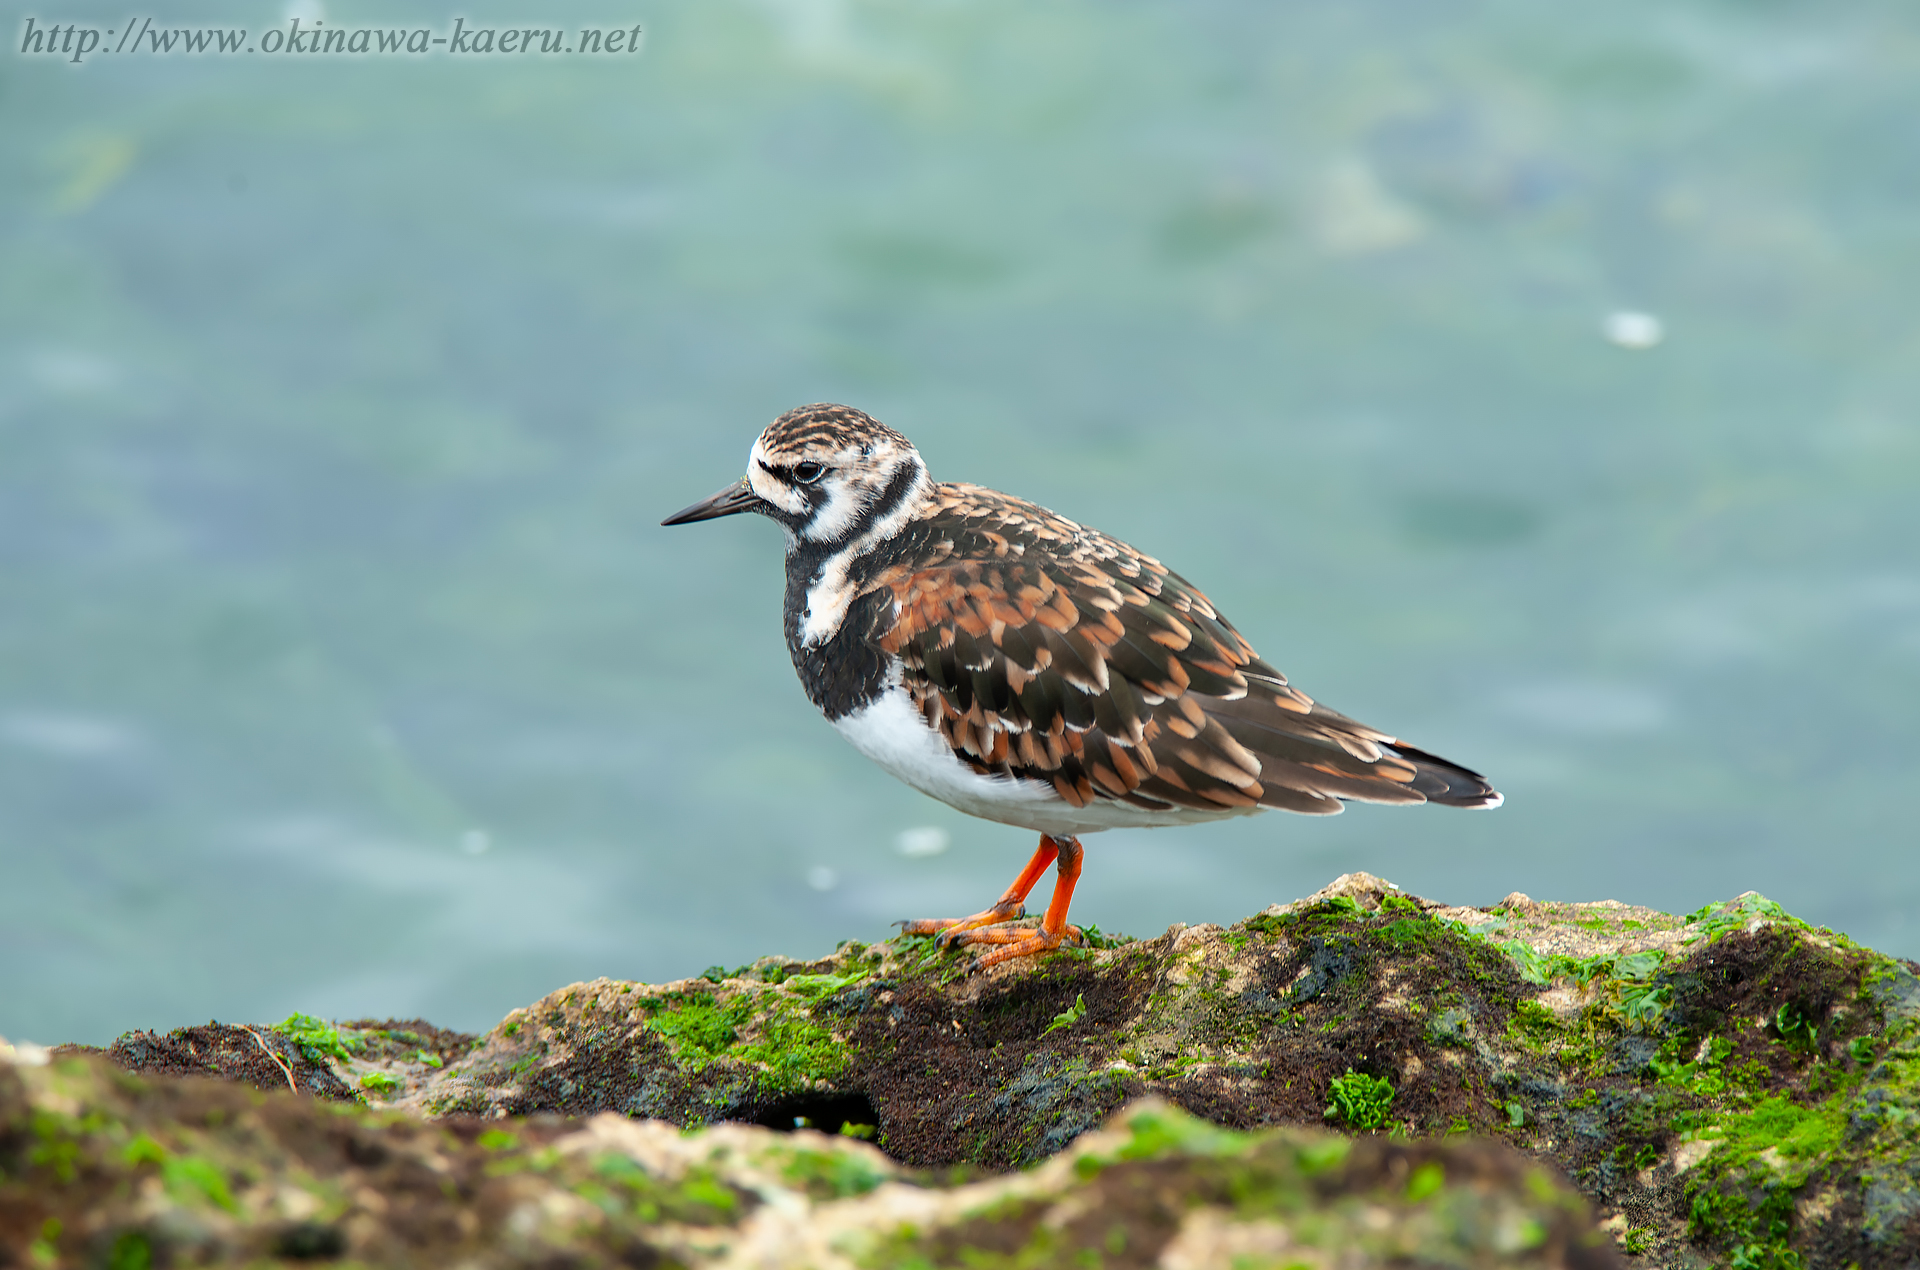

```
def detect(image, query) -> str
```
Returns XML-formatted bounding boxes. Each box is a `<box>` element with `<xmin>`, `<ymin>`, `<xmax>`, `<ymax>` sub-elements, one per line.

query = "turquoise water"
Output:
<box><xmin>4</xmin><ymin>0</ymin><xmax>1917</xmax><ymax>1045</ymax></box>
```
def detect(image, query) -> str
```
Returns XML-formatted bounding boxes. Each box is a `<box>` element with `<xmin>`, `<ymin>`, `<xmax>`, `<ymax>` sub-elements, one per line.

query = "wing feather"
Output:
<box><xmin>863</xmin><ymin>483</ymin><xmax>1499</xmax><ymax>816</ymax></box>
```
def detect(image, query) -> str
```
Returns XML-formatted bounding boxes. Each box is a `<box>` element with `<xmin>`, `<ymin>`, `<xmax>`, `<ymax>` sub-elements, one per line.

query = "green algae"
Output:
<box><xmin>1774</xmin><ymin>1001</ymin><xmax>1820</xmax><ymax>1052</ymax></box>
<box><xmin>641</xmin><ymin>991</ymin><xmax>754</xmax><ymax>1067</ymax></box>
<box><xmin>860</xmin><ymin>1101</ymin><xmax>1599</xmax><ymax>1270</ymax></box>
<box><xmin>1043</xmin><ymin>994</ymin><xmax>1087</xmax><ymax>1036</ymax></box>
<box><xmin>1636</xmin><ymin>913</ymin><xmax>1920</xmax><ymax>1265</ymax></box>
<box><xmin>730</xmin><ymin>1002</ymin><xmax>850</xmax><ymax>1090</ymax></box>
<box><xmin>783</xmin><ymin>969</ymin><xmax>871</xmax><ymax>997</ymax></box>
<box><xmin>1688</xmin><ymin>1181</ymin><xmax>1803</xmax><ymax>1270</ymax></box>
<box><xmin>1505</xmin><ymin>1000</ymin><xmax>1558</xmax><ymax>1054</ymax></box>
<box><xmin>588</xmin><ymin>1154</ymin><xmax>748</xmax><ymax>1225</ymax></box>
<box><xmin>1324</xmin><ymin>1070</ymin><xmax>1395</xmax><ymax>1132</ymax></box>
<box><xmin>162</xmin><ymin>1153</ymin><xmax>238</xmax><ymax>1212</ymax></box>
<box><xmin>1702</xmin><ymin>1095</ymin><xmax>1849</xmax><ymax>1177</ymax></box>
<box><xmin>1650</xmin><ymin>1034</ymin><xmax>1739</xmax><ymax>1096</ymax></box>
<box><xmin>1683</xmin><ymin>894</ymin><xmax>1806</xmax><ymax>946</ymax></box>
<box><xmin>1378</xmin><ymin>916</ymin><xmax>1445</xmax><ymax>949</ymax></box>
<box><xmin>1111</xmin><ymin>1105</ymin><xmax>1258</xmax><ymax>1163</ymax></box>
<box><xmin>104</xmin><ymin>1229</ymin><xmax>151</xmax><ymax>1270</ymax></box>
<box><xmin>774</xmin><ymin>1143</ymin><xmax>891</xmax><ymax>1200</ymax></box>
<box><xmin>636</xmin><ymin>981</ymin><xmax>852</xmax><ymax>1092</ymax></box>
<box><xmin>275</xmin><ymin>1013</ymin><xmax>363</xmax><ymax>1064</ymax></box>
<box><xmin>48</xmin><ymin>878</ymin><xmax>1918</xmax><ymax>1264</ymax></box>
<box><xmin>1406</xmin><ymin>1159</ymin><xmax>1445</xmax><ymax>1201</ymax></box>
<box><xmin>830</xmin><ymin>891</ymin><xmax>1913</xmax><ymax>1257</ymax></box>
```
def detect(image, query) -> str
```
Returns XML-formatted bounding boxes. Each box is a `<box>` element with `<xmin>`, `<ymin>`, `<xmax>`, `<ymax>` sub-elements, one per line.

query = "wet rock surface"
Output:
<box><xmin>11</xmin><ymin>873</ymin><xmax>1920</xmax><ymax>1267</ymax></box>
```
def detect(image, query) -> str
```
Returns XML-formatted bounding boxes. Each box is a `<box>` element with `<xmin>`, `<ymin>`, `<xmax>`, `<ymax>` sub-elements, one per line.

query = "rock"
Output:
<box><xmin>23</xmin><ymin>877</ymin><xmax>1920</xmax><ymax>1268</ymax></box>
<box><xmin>0</xmin><ymin>1057</ymin><xmax>1617</xmax><ymax>1268</ymax></box>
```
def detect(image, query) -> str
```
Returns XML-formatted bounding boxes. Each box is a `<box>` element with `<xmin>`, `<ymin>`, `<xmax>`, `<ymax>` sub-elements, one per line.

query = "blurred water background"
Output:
<box><xmin>3</xmin><ymin>0</ymin><xmax>1917</xmax><ymax>1045</ymax></box>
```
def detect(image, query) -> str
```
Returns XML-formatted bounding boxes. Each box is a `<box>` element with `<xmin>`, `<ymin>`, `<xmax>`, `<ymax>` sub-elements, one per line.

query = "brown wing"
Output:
<box><xmin>866</xmin><ymin>483</ymin><xmax>1498</xmax><ymax>815</ymax></box>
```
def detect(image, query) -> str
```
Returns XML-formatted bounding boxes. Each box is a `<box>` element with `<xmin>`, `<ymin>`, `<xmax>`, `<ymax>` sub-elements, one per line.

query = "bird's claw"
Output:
<box><xmin>956</xmin><ymin>922</ymin><xmax>1085</xmax><ymax>969</ymax></box>
<box><xmin>898</xmin><ymin>901</ymin><xmax>1028</xmax><ymax>944</ymax></box>
<box><xmin>895</xmin><ymin>835</ymin><xmax>1087</xmax><ymax>968</ymax></box>
<box><xmin>934</xmin><ymin>920</ymin><xmax>1026</xmax><ymax>950</ymax></box>
<box><xmin>913</xmin><ymin>920</ymin><xmax>1085</xmax><ymax>968</ymax></box>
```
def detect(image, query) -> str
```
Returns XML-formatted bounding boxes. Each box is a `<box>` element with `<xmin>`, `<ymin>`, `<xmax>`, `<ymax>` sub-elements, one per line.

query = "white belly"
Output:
<box><xmin>829</xmin><ymin>682</ymin><xmax>1254</xmax><ymax>837</ymax></box>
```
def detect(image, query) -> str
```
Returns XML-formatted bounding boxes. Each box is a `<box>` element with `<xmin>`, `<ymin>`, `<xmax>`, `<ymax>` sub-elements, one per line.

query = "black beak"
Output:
<box><xmin>661</xmin><ymin>478</ymin><xmax>766</xmax><ymax>526</ymax></box>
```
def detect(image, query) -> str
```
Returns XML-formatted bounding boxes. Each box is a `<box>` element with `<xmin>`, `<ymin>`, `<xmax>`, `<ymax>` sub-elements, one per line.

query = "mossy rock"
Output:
<box><xmin>0</xmin><ymin>1056</ymin><xmax>1615</xmax><ymax>1267</ymax></box>
<box><xmin>27</xmin><ymin>873</ymin><xmax>1920</xmax><ymax>1267</ymax></box>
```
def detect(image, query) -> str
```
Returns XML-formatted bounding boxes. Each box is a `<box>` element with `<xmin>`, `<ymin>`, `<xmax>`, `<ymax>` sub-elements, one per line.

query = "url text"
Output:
<box><xmin>18</xmin><ymin>17</ymin><xmax>644</xmax><ymax>64</ymax></box>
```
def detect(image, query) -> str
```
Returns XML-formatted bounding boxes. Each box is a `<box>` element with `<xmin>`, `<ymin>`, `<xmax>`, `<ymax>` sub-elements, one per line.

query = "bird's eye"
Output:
<box><xmin>793</xmin><ymin>461</ymin><xmax>826</xmax><ymax>484</ymax></box>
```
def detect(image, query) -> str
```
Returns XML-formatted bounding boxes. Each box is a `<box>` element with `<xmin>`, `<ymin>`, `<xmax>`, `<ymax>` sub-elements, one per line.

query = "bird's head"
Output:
<box><xmin>663</xmin><ymin>403</ymin><xmax>932</xmax><ymax>549</ymax></box>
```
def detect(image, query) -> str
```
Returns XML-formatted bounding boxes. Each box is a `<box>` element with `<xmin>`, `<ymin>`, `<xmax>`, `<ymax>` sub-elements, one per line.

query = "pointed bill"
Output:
<box><xmin>662</xmin><ymin>478</ymin><xmax>765</xmax><ymax>526</ymax></box>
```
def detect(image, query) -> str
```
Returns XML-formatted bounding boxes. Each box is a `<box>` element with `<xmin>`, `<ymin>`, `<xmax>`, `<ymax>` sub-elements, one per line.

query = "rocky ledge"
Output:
<box><xmin>5</xmin><ymin>873</ymin><xmax>1918</xmax><ymax>1268</ymax></box>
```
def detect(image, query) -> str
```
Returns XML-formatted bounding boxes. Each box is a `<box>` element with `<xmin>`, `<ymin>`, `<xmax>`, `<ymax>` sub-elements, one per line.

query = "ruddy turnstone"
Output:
<box><xmin>665</xmin><ymin>404</ymin><xmax>1501</xmax><ymax>968</ymax></box>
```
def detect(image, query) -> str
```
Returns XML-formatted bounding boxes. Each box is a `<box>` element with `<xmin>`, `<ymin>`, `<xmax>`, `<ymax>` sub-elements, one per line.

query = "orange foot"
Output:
<box><xmin>900</xmin><ymin>834</ymin><xmax>1085</xmax><ymax>970</ymax></box>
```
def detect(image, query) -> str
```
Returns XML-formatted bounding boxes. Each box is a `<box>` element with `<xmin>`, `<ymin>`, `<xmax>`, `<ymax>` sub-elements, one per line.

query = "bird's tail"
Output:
<box><xmin>1386</xmin><ymin>741</ymin><xmax>1503</xmax><ymax>808</ymax></box>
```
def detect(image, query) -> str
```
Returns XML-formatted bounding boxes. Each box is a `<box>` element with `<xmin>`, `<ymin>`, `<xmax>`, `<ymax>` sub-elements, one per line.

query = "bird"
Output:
<box><xmin>663</xmin><ymin>404</ymin><xmax>1501</xmax><ymax>969</ymax></box>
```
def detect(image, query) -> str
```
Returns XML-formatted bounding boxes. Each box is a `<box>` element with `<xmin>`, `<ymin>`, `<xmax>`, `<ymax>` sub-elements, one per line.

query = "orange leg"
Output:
<box><xmin>900</xmin><ymin>834</ymin><xmax>1086</xmax><ymax>969</ymax></box>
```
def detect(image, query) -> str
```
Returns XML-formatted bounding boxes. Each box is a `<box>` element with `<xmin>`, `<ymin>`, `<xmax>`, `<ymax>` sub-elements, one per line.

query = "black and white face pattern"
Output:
<box><xmin>745</xmin><ymin>404</ymin><xmax>931</xmax><ymax>551</ymax></box>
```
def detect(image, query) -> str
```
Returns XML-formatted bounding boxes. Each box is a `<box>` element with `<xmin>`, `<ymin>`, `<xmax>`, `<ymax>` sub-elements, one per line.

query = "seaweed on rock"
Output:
<box><xmin>23</xmin><ymin>873</ymin><xmax>1920</xmax><ymax>1268</ymax></box>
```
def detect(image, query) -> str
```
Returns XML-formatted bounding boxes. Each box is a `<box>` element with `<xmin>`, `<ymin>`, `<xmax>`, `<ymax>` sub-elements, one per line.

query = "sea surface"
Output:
<box><xmin>3</xmin><ymin>0</ymin><xmax>1917</xmax><ymax>1044</ymax></box>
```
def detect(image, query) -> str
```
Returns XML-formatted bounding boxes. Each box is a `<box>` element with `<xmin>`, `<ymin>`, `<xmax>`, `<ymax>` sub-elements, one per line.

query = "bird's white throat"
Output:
<box><xmin>793</xmin><ymin>463</ymin><xmax>932</xmax><ymax>647</ymax></box>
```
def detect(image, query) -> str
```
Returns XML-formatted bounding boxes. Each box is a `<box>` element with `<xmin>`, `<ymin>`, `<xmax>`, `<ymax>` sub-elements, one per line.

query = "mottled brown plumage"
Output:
<box><xmin>664</xmin><ymin>404</ymin><xmax>1500</xmax><ymax>968</ymax></box>
<box><xmin>866</xmin><ymin>482</ymin><xmax>1494</xmax><ymax>818</ymax></box>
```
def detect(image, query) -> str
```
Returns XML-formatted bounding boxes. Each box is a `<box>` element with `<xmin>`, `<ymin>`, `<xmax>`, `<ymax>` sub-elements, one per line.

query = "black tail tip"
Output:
<box><xmin>1390</xmin><ymin>743</ymin><xmax>1503</xmax><ymax>809</ymax></box>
